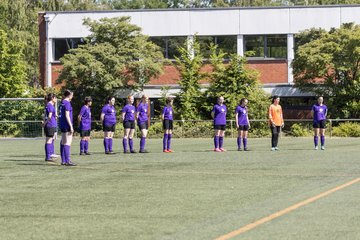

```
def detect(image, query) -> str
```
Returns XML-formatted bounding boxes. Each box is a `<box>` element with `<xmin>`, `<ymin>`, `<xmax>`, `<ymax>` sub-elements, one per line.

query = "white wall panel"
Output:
<box><xmin>340</xmin><ymin>6</ymin><xmax>360</xmax><ymax>25</ymax></box>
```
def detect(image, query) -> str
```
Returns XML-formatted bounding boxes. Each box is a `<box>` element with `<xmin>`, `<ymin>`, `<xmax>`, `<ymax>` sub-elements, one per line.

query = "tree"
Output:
<box><xmin>174</xmin><ymin>37</ymin><xmax>205</xmax><ymax>120</ymax></box>
<box><xmin>0</xmin><ymin>30</ymin><xmax>27</xmax><ymax>97</ymax></box>
<box><xmin>293</xmin><ymin>23</ymin><xmax>360</xmax><ymax>118</ymax></box>
<box><xmin>205</xmin><ymin>44</ymin><xmax>269</xmax><ymax>120</ymax></box>
<box><xmin>58</xmin><ymin>17</ymin><xmax>164</xmax><ymax>115</ymax></box>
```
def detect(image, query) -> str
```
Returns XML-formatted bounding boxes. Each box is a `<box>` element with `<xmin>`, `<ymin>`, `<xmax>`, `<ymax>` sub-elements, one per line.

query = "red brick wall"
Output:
<box><xmin>49</xmin><ymin>61</ymin><xmax>289</xmax><ymax>86</ymax></box>
<box><xmin>247</xmin><ymin>59</ymin><xmax>288</xmax><ymax>84</ymax></box>
<box><xmin>51</xmin><ymin>63</ymin><xmax>64</xmax><ymax>87</ymax></box>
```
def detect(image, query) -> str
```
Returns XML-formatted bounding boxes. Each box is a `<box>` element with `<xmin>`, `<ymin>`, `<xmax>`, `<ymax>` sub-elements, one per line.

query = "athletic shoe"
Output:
<box><xmin>85</xmin><ymin>152</ymin><xmax>92</xmax><ymax>155</ymax></box>
<box><xmin>244</xmin><ymin>148</ymin><xmax>249</xmax><ymax>151</ymax></box>
<box><xmin>139</xmin><ymin>150</ymin><xmax>149</xmax><ymax>153</ymax></box>
<box><xmin>238</xmin><ymin>148</ymin><xmax>242</xmax><ymax>151</ymax></box>
<box><xmin>80</xmin><ymin>152</ymin><xmax>85</xmax><ymax>155</ymax></box>
<box><xmin>105</xmin><ymin>151</ymin><xmax>110</xmax><ymax>154</ymax></box>
<box><xmin>66</xmin><ymin>162</ymin><xmax>77</xmax><ymax>166</ymax></box>
<box><xmin>50</xmin><ymin>154</ymin><xmax>60</xmax><ymax>158</ymax></box>
<box><xmin>130</xmin><ymin>150</ymin><xmax>137</xmax><ymax>153</ymax></box>
<box><xmin>271</xmin><ymin>147</ymin><xmax>275</xmax><ymax>151</ymax></box>
<box><xmin>314</xmin><ymin>146</ymin><xmax>318</xmax><ymax>150</ymax></box>
<box><xmin>219</xmin><ymin>148</ymin><xmax>226</xmax><ymax>152</ymax></box>
<box><xmin>321</xmin><ymin>146</ymin><xmax>325</xmax><ymax>150</ymax></box>
<box><xmin>123</xmin><ymin>151</ymin><xmax>130</xmax><ymax>154</ymax></box>
<box><xmin>275</xmin><ymin>147</ymin><xmax>279</xmax><ymax>151</ymax></box>
<box><xmin>108</xmin><ymin>151</ymin><xmax>116</xmax><ymax>154</ymax></box>
<box><xmin>61</xmin><ymin>162</ymin><xmax>67</xmax><ymax>165</ymax></box>
<box><xmin>214</xmin><ymin>148</ymin><xmax>221</xmax><ymax>152</ymax></box>
<box><xmin>163</xmin><ymin>149</ymin><xmax>169</xmax><ymax>153</ymax></box>
<box><xmin>45</xmin><ymin>159</ymin><xmax>57</xmax><ymax>164</ymax></box>
<box><xmin>167</xmin><ymin>149</ymin><xmax>173</xmax><ymax>153</ymax></box>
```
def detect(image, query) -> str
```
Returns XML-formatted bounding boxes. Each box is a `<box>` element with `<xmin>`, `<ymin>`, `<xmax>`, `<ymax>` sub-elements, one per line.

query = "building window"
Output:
<box><xmin>149</xmin><ymin>36</ymin><xmax>187</xmax><ymax>59</ymax></box>
<box><xmin>53</xmin><ymin>38</ymin><xmax>84</xmax><ymax>61</ymax></box>
<box><xmin>198</xmin><ymin>35</ymin><xmax>237</xmax><ymax>59</ymax></box>
<box><xmin>244</xmin><ymin>35</ymin><xmax>287</xmax><ymax>59</ymax></box>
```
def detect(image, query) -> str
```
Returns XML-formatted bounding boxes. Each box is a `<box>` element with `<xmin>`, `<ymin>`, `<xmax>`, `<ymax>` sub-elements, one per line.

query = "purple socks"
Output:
<box><xmin>64</xmin><ymin>145</ymin><xmax>71</xmax><ymax>163</ymax></box>
<box><xmin>314</xmin><ymin>136</ymin><xmax>319</xmax><ymax>147</ymax></box>
<box><xmin>104</xmin><ymin>138</ymin><xmax>112</xmax><ymax>152</ymax></box>
<box><xmin>84</xmin><ymin>141</ymin><xmax>89</xmax><ymax>153</ymax></box>
<box><xmin>214</xmin><ymin>136</ymin><xmax>219</xmax><ymax>149</ymax></box>
<box><xmin>140</xmin><ymin>137</ymin><xmax>146</xmax><ymax>151</ymax></box>
<box><xmin>60</xmin><ymin>143</ymin><xmax>65</xmax><ymax>163</ymax></box>
<box><xmin>80</xmin><ymin>140</ymin><xmax>85</xmax><ymax>153</ymax></box>
<box><xmin>320</xmin><ymin>135</ymin><xmax>325</xmax><ymax>146</ymax></box>
<box><xmin>237</xmin><ymin>137</ymin><xmax>241</xmax><ymax>149</ymax></box>
<box><xmin>45</xmin><ymin>143</ymin><xmax>51</xmax><ymax>160</ymax></box>
<box><xmin>129</xmin><ymin>138</ymin><xmax>134</xmax><ymax>151</ymax></box>
<box><xmin>243</xmin><ymin>138</ymin><xmax>247</xmax><ymax>149</ymax></box>
<box><xmin>167</xmin><ymin>134</ymin><xmax>172</xmax><ymax>150</ymax></box>
<box><xmin>163</xmin><ymin>133</ymin><xmax>168</xmax><ymax>150</ymax></box>
<box><xmin>219</xmin><ymin>136</ymin><xmax>224</xmax><ymax>149</ymax></box>
<box><xmin>123</xmin><ymin>138</ymin><xmax>128</xmax><ymax>152</ymax></box>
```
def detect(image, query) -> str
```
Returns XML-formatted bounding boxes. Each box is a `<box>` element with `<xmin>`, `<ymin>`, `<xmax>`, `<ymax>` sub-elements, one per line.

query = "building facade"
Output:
<box><xmin>38</xmin><ymin>5</ymin><xmax>360</xmax><ymax>101</ymax></box>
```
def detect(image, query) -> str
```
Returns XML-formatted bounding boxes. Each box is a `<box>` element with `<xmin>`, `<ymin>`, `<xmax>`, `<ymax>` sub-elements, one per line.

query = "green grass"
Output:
<box><xmin>0</xmin><ymin>137</ymin><xmax>359</xmax><ymax>240</ymax></box>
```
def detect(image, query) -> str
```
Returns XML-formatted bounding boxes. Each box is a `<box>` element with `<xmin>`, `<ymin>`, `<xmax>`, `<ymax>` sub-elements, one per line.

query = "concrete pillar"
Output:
<box><xmin>287</xmin><ymin>34</ymin><xmax>294</xmax><ymax>84</ymax></box>
<box><xmin>237</xmin><ymin>34</ymin><xmax>244</xmax><ymax>56</ymax></box>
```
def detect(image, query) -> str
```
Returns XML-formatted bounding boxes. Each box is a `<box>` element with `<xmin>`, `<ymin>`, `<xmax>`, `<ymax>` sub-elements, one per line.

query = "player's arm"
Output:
<box><xmin>280</xmin><ymin>106</ymin><xmax>284</xmax><ymax>127</ymax></box>
<box><xmin>43</xmin><ymin>111</ymin><xmax>52</xmax><ymax>127</ymax></box>
<box><xmin>235</xmin><ymin>112</ymin><xmax>239</xmax><ymax>128</ymax></box>
<box><xmin>247</xmin><ymin>115</ymin><xmax>250</xmax><ymax>129</ymax></box>
<box><xmin>211</xmin><ymin>108</ymin><xmax>215</xmax><ymax>119</ymax></box>
<box><xmin>100</xmin><ymin>113</ymin><xmax>105</xmax><ymax>124</ymax></box>
<box><xmin>121</xmin><ymin>111</ymin><xmax>125</xmax><ymax>121</ymax></box>
<box><xmin>268</xmin><ymin>106</ymin><xmax>275</xmax><ymax>126</ymax></box>
<box><xmin>65</xmin><ymin>111</ymin><xmax>74</xmax><ymax>133</ymax></box>
<box><xmin>77</xmin><ymin>113</ymin><xmax>82</xmax><ymax>127</ymax></box>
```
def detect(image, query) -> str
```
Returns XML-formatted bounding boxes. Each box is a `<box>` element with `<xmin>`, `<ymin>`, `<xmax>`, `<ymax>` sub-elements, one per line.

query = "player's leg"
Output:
<box><xmin>123</xmin><ymin>126</ymin><xmax>130</xmax><ymax>153</ymax></box>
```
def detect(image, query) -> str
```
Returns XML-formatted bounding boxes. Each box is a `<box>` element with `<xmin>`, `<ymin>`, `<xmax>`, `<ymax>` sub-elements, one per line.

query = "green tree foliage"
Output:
<box><xmin>0</xmin><ymin>30</ymin><xmax>27</xmax><ymax>97</ymax></box>
<box><xmin>174</xmin><ymin>37</ymin><xmax>205</xmax><ymax>120</ymax></box>
<box><xmin>293</xmin><ymin>23</ymin><xmax>360</xmax><ymax>118</ymax></box>
<box><xmin>58</xmin><ymin>17</ymin><xmax>164</xmax><ymax>114</ymax></box>
<box><xmin>205</xmin><ymin>44</ymin><xmax>269</xmax><ymax>120</ymax></box>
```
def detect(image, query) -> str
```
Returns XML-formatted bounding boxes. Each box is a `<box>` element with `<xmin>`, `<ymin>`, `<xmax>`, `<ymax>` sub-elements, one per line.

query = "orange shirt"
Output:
<box><xmin>268</xmin><ymin>104</ymin><xmax>284</xmax><ymax>126</ymax></box>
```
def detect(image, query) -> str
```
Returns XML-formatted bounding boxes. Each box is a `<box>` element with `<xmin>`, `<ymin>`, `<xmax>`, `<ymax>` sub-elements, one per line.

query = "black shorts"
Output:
<box><xmin>103</xmin><ymin>124</ymin><xmax>116</xmax><ymax>132</ymax></box>
<box><xmin>45</xmin><ymin>127</ymin><xmax>56</xmax><ymax>137</ymax></box>
<box><xmin>214</xmin><ymin>124</ymin><xmax>226</xmax><ymax>130</ymax></box>
<box><xmin>313</xmin><ymin>120</ymin><xmax>326</xmax><ymax>129</ymax></box>
<box><xmin>123</xmin><ymin>121</ymin><xmax>135</xmax><ymax>129</ymax></box>
<box><xmin>138</xmin><ymin>122</ymin><xmax>148</xmax><ymax>130</ymax></box>
<box><xmin>238</xmin><ymin>125</ymin><xmax>249</xmax><ymax>131</ymax></box>
<box><xmin>163</xmin><ymin>120</ymin><xmax>173</xmax><ymax>130</ymax></box>
<box><xmin>80</xmin><ymin>130</ymin><xmax>91</xmax><ymax>137</ymax></box>
<box><xmin>60</xmin><ymin>127</ymin><xmax>71</xmax><ymax>133</ymax></box>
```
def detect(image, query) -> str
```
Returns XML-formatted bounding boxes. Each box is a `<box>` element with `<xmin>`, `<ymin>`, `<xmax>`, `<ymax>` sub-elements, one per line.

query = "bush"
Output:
<box><xmin>332</xmin><ymin>122</ymin><xmax>360</xmax><ymax>137</ymax></box>
<box><xmin>288</xmin><ymin>123</ymin><xmax>312</xmax><ymax>137</ymax></box>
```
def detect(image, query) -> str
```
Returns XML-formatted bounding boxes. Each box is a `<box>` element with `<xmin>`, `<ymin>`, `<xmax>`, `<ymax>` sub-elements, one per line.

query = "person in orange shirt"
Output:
<box><xmin>268</xmin><ymin>96</ymin><xmax>284</xmax><ymax>151</ymax></box>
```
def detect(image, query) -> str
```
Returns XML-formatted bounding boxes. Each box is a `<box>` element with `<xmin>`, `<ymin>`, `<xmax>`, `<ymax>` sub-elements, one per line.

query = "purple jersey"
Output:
<box><xmin>45</xmin><ymin>102</ymin><xmax>57</xmax><ymax>128</ymax></box>
<box><xmin>213</xmin><ymin>104</ymin><xmax>227</xmax><ymax>125</ymax></box>
<box><xmin>59</xmin><ymin>100</ymin><xmax>73</xmax><ymax>130</ymax></box>
<box><xmin>136</xmin><ymin>103</ymin><xmax>148</xmax><ymax>123</ymax></box>
<box><xmin>102</xmin><ymin>104</ymin><xmax>116</xmax><ymax>126</ymax></box>
<box><xmin>122</xmin><ymin>104</ymin><xmax>136</xmax><ymax>121</ymax></box>
<box><xmin>79</xmin><ymin>105</ymin><xmax>91</xmax><ymax>131</ymax></box>
<box><xmin>162</xmin><ymin>106</ymin><xmax>173</xmax><ymax>120</ymax></box>
<box><xmin>312</xmin><ymin>104</ymin><xmax>327</xmax><ymax>122</ymax></box>
<box><xmin>235</xmin><ymin>105</ymin><xmax>249</xmax><ymax>126</ymax></box>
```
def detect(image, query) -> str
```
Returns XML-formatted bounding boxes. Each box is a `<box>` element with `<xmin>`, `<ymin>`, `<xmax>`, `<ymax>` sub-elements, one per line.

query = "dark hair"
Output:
<box><xmin>46</xmin><ymin>93</ymin><xmax>56</xmax><ymax>102</ymax></box>
<box><xmin>272</xmin><ymin>95</ymin><xmax>280</xmax><ymax>104</ymax></box>
<box><xmin>63</xmin><ymin>89</ymin><xmax>73</xmax><ymax>98</ymax></box>
<box><xmin>166</xmin><ymin>97</ymin><xmax>173</xmax><ymax>104</ymax></box>
<box><xmin>240</xmin><ymin>98</ymin><xmax>247</xmax><ymax>105</ymax></box>
<box><xmin>84</xmin><ymin>96</ymin><xmax>92</xmax><ymax>105</ymax></box>
<box><xmin>106</xmin><ymin>96</ymin><xmax>115</xmax><ymax>104</ymax></box>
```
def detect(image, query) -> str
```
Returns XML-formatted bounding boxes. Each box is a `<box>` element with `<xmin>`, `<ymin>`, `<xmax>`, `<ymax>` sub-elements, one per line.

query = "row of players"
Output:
<box><xmin>43</xmin><ymin>90</ymin><xmax>328</xmax><ymax>166</ymax></box>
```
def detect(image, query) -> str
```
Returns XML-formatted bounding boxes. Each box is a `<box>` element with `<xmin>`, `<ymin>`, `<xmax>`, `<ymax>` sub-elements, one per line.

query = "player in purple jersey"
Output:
<box><xmin>162</xmin><ymin>97</ymin><xmax>174</xmax><ymax>153</ymax></box>
<box><xmin>100</xmin><ymin>96</ymin><xmax>116</xmax><ymax>154</ymax></box>
<box><xmin>136</xmin><ymin>95</ymin><xmax>149</xmax><ymax>153</ymax></box>
<box><xmin>58</xmin><ymin>90</ymin><xmax>76</xmax><ymax>166</ymax></box>
<box><xmin>78</xmin><ymin>97</ymin><xmax>92</xmax><ymax>155</ymax></box>
<box><xmin>122</xmin><ymin>95</ymin><xmax>137</xmax><ymax>153</ymax></box>
<box><xmin>312</xmin><ymin>96</ymin><xmax>328</xmax><ymax>150</ymax></box>
<box><xmin>43</xmin><ymin>93</ymin><xmax>58</xmax><ymax>164</ymax></box>
<box><xmin>235</xmin><ymin>98</ymin><xmax>250</xmax><ymax>151</ymax></box>
<box><xmin>212</xmin><ymin>96</ymin><xmax>227</xmax><ymax>152</ymax></box>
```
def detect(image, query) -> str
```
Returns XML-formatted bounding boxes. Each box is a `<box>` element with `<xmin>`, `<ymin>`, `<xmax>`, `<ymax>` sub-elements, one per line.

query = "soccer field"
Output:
<box><xmin>0</xmin><ymin>137</ymin><xmax>359</xmax><ymax>240</ymax></box>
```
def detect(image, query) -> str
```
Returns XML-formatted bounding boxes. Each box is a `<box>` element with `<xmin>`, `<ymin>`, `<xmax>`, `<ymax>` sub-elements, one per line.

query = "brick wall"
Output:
<box><xmin>38</xmin><ymin>13</ymin><xmax>46</xmax><ymax>88</ymax></box>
